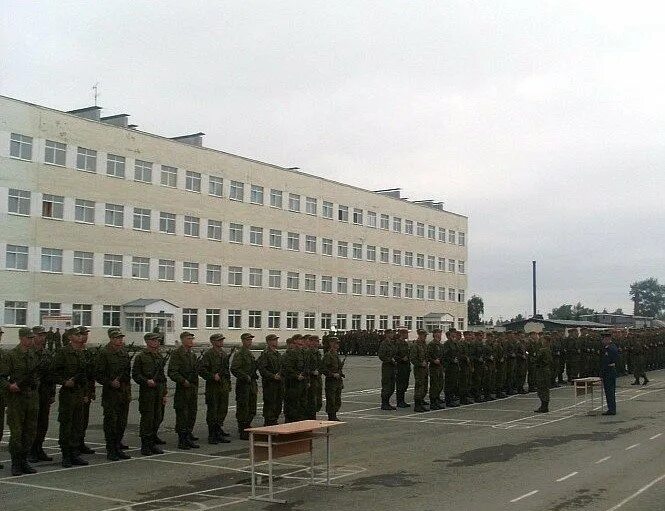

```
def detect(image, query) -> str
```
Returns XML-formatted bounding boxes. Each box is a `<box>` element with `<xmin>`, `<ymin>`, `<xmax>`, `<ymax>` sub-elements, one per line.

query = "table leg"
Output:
<box><xmin>310</xmin><ymin>440</ymin><xmax>314</xmax><ymax>484</ymax></box>
<box><xmin>326</xmin><ymin>427</ymin><xmax>331</xmax><ymax>486</ymax></box>
<box><xmin>250</xmin><ymin>433</ymin><xmax>256</xmax><ymax>498</ymax></box>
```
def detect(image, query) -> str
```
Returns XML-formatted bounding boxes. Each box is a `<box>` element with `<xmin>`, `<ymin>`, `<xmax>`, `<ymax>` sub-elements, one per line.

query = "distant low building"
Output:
<box><xmin>495</xmin><ymin>318</ymin><xmax>608</xmax><ymax>333</ymax></box>
<box><xmin>579</xmin><ymin>313</ymin><xmax>657</xmax><ymax>328</ymax></box>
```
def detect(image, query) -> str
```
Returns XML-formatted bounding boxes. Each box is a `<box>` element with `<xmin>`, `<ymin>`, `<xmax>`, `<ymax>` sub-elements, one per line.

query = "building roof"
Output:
<box><xmin>123</xmin><ymin>298</ymin><xmax>179</xmax><ymax>308</ymax></box>
<box><xmin>501</xmin><ymin>318</ymin><xmax>609</xmax><ymax>328</ymax></box>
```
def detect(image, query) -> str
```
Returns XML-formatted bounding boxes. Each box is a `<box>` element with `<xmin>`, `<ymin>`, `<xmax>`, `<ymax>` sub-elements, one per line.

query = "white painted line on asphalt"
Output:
<box><xmin>556</xmin><ymin>471</ymin><xmax>578</xmax><ymax>482</ymax></box>
<box><xmin>625</xmin><ymin>443</ymin><xmax>640</xmax><ymax>451</ymax></box>
<box><xmin>338</xmin><ymin>406</ymin><xmax>381</xmax><ymax>415</ymax></box>
<box><xmin>510</xmin><ymin>489</ymin><xmax>539</xmax><ymax>502</ymax></box>
<box><xmin>0</xmin><ymin>479</ymin><xmax>133</xmax><ymax>503</ymax></box>
<box><xmin>595</xmin><ymin>456</ymin><xmax>612</xmax><ymax>464</ymax></box>
<box><xmin>649</xmin><ymin>433</ymin><xmax>662</xmax><ymax>440</ymax></box>
<box><xmin>605</xmin><ymin>472</ymin><xmax>665</xmax><ymax>511</ymax></box>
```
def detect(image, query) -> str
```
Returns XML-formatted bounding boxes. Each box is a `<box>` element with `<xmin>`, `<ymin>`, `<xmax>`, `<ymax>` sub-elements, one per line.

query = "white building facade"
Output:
<box><xmin>0</xmin><ymin>95</ymin><xmax>468</xmax><ymax>344</ymax></box>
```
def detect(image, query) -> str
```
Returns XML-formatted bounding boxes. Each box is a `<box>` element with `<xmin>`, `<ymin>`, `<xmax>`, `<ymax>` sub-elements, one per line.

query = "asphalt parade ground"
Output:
<box><xmin>1</xmin><ymin>356</ymin><xmax>664</xmax><ymax>511</ymax></box>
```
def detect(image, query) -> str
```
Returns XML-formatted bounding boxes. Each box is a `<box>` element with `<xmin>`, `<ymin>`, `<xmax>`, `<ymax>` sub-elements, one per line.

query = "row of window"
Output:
<box><xmin>6</xmin><ymin>190</ymin><xmax>466</xmax><ymax>272</ymax></box>
<box><xmin>7</xmin><ymin>132</ymin><xmax>466</xmax><ymax>245</ymax></box>
<box><xmin>3</xmin><ymin>300</ymin><xmax>466</xmax><ymax>331</ymax></box>
<box><xmin>3</xmin><ymin>245</ymin><xmax>466</xmax><ymax>301</ymax></box>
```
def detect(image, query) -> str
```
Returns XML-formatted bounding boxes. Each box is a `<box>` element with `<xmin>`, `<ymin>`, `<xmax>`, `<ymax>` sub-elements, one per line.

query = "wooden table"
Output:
<box><xmin>573</xmin><ymin>377</ymin><xmax>605</xmax><ymax>414</ymax></box>
<box><xmin>246</xmin><ymin>420</ymin><xmax>346</xmax><ymax>503</ymax></box>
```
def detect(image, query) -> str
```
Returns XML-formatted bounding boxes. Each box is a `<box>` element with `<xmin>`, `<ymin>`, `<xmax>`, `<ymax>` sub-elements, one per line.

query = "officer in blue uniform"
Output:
<box><xmin>601</xmin><ymin>331</ymin><xmax>618</xmax><ymax>416</ymax></box>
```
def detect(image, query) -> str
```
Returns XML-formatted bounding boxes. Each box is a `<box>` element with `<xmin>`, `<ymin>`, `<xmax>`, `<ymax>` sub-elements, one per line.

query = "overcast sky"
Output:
<box><xmin>2</xmin><ymin>1</ymin><xmax>664</xmax><ymax>321</ymax></box>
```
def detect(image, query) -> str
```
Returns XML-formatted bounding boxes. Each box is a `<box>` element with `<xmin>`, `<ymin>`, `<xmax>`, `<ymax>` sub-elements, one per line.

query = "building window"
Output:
<box><xmin>229</xmin><ymin>223</ymin><xmax>244</xmax><ymax>243</ymax></box>
<box><xmin>5</xmin><ymin>301</ymin><xmax>28</xmax><ymax>325</ymax></box>
<box><xmin>270</xmin><ymin>189</ymin><xmax>283</xmax><ymax>208</ymax></box>
<box><xmin>379</xmin><ymin>281</ymin><xmax>389</xmax><ymax>297</ymax></box>
<box><xmin>286</xmin><ymin>272</ymin><xmax>299</xmax><ymax>290</ymax></box>
<box><xmin>393</xmin><ymin>217</ymin><xmax>402</xmax><ymax>233</ymax></box>
<box><xmin>105</xmin><ymin>203</ymin><xmax>124</xmax><ymax>227</ymax></box>
<box><xmin>338</xmin><ymin>205</ymin><xmax>349</xmax><ymax>222</ymax></box>
<box><xmin>366</xmin><ymin>245</ymin><xmax>376</xmax><ymax>262</ymax></box>
<box><xmin>249</xmin><ymin>226</ymin><xmax>263</xmax><ymax>246</ymax></box>
<box><xmin>405</xmin><ymin>251</ymin><xmax>413</xmax><ymax>267</ymax></box>
<box><xmin>448</xmin><ymin>230</ymin><xmax>456</xmax><ymax>244</ymax></box>
<box><xmin>416</xmin><ymin>285</ymin><xmax>425</xmax><ymax>300</ymax></box>
<box><xmin>268</xmin><ymin>311</ymin><xmax>281</xmax><ymax>329</ymax></box>
<box><xmin>322</xmin><ymin>238</ymin><xmax>333</xmax><ymax>256</ymax></box>
<box><xmin>337</xmin><ymin>277</ymin><xmax>348</xmax><ymax>294</ymax></box>
<box><xmin>352</xmin><ymin>314</ymin><xmax>362</xmax><ymax>330</ymax></box>
<box><xmin>206</xmin><ymin>264</ymin><xmax>222</xmax><ymax>285</ymax></box>
<box><xmin>104</xmin><ymin>254</ymin><xmax>123</xmax><ymax>277</ymax></box>
<box><xmin>183</xmin><ymin>262</ymin><xmax>200</xmax><ymax>283</ymax></box>
<box><xmin>133</xmin><ymin>208</ymin><xmax>151</xmax><ymax>231</ymax></box>
<box><xmin>75</xmin><ymin>199</ymin><xmax>95</xmax><ymax>224</ymax></box>
<box><xmin>6</xmin><ymin>245</ymin><xmax>28</xmax><ymax>270</ymax></box>
<box><xmin>392</xmin><ymin>316</ymin><xmax>401</xmax><ymax>330</ymax></box>
<box><xmin>405</xmin><ymin>283</ymin><xmax>413</xmax><ymax>298</ymax></box>
<box><xmin>366</xmin><ymin>315</ymin><xmax>375</xmax><ymax>330</ymax></box>
<box><xmin>209</xmin><ymin>175</ymin><xmax>224</xmax><ymax>197</ymax></box>
<box><xmin>417</xmin><ymin>317</ymin><xmax>425</xmax><ymax>331</ymax></box>
<box><xmin>183</xmin><ymin>308</ymin><xmax>198</xmax><ymax>328</ymax></box>
<box><xmin>337</xmin><ymin>241</ymin><xmax>348</xmax><ymax>258</ymax></box>
<box><xmin>206</xmin><ymin>309</ymin><xmax>221</xmax><ymax>328</ymax></box>
<box><xmin>158</xmin><ymin>259</ymin><xmax>175</xmax><ymax>281</ymax></box>
<box><xmin>229</xmin><ymin>180</ymin><xmax>244</xmax><ymax>201</ymax></box>
<box><xmin>321</xmin><ymin>313</ymin><xmax>332</xmax><ymax>330</ymax></box>
<box><xmin>379</xmin><ymin>315</ymin><xmax>388</xmax><ymax>330</ymax></box>
<box><xmin>438</xmin><ymin>227</ymin><xmax>446</xmax><ymax>243</ymax></box>
<box><xmin>72</xmin><ymin>304</ymin><xmax>92</xmax><ymax>326</ymax></box>
<box><xmin>185</xmin><ymin>171</ymin><xmax>202</xmax><ymax>192</ymax></box>
<box><xmin>438</xmin><ymin>286</ymin><xmax>446</xmax><ymax>300</ymax></box>
<box><xmin>305</xmin><ymin>235</ymin><xmax>317</xmax><ymax>253</ymax></box>
<box><xmin>321</xmin><ymin>275</ymin><xmax>333</xmax><ymax>293</ymax></box>
<box><xmin>404</xmin><ymin>316</ymin><xmax>413</xmax><ymax>329</ymax></box>
<box><xmin>250</xmin><ymin>185</ymin><xmax>264</xmax><ymax>204</ymax></box>
<box><xmin>428</xmin><ymin>225</ymin><xmax>436</xmax><ymax>240</ymax></box>
<box><xmin>249</xmin><ymin>268</ymin><xmax>263</xmax><ymax>287</ymax></box>
<box><xmin>393</xmin><ymin>282</ymin><xmax>402</xmax><ymax>298</ymax></box>
<box><xmin>207</xmin><ymin>219</ymin><xmax>223</xmax><ymax>241</ymax></box>
<box><xmin>405</xmin><ymin>219</ymin><xmax>413</xmax><ymax>235</ymax></box>
<box><xmin>322</xmin><ymin>201</ymin><xmax>333</xmax><ymax>219</ymax></box>
<box><xmin>286</xmin><ymin>312</ymin><xmax>299</xmax><ymax>329</ymax></box>
<box><xmin>366</xmin><ymin>280</ymin><xmax>376</xmax><ymax>296</ymax></box>
<box><xmin>379</xmin><ymin>247</ymin><xmax>389</xmax><ymax>263</ymax></box>
<box><xmin>38</xmin><ymin>302</ymin><xmax>61</xmax><ymax>322</ymax></box>
<box><xmin>351</xmin><ymin>243</ymin><xmax>362</xmax><ymax>260</ymax></box>
<box><xmin>45</xmin><ymin>140</ymin><xmax>67</xmax><ymax>166</ymax></box>
<box><xmin>379</xmin><ymin>214</ymin><xmax>389</xmax><ymax>230</ymax></box>
<box><xmin>427</xmin><ymin>255</ymin><xmax>435</xmax><ymax>270</ymax></box>
<box><xmin>438</xmin><ymin>257</ymin><xmax>445</xmax><ymax>271</ymax></box>
<box><xmin>367</xmin><ymin>211</ymin><xmax>377</xmax><ymax>228</ymax></box>
<box><xmin>8</xmin><ymin>189</ymin><xmax>31</xmax><ymax>215</ymax></box>
<box><xmin>103</xmin><ymin>305</ymin><xmax>121</xmax><ymax>327</ymax></box>
<box><xmin>228</xmin><ymin>266</ymin><xmax>243</xmax><ymax>286</ymax></box>
<box><xmin>336</xmin><ymin>314</ymin><xmax>347</xmax><ymax>330</ymax></box>
<box><xmin>41</xmin><ymin>248</ymin><xmax>62</xmax><ymax>273</ymax></box>
<box><xmin>227</xmin><ymin>309</ymin><xmax>242</xmax><ymax>329</ymax></box>
<box><xmin>393</xmin><ymin>249</ymin><xmax>402</xmax><ymax>265</ymax></box>
<box><xmin>416</xmin><ymin>222</ymin><xmax>425</xmax><ymax>237</ymax></box>
<box><xmin>287</xmin><ymin>232</ymin><xmax>300</xmax><ymax>251</ymax></box>
<box><xmin>42</xmin><ymin>194</ymin><xmax>64</xmax><ymax>219</ymax></box>
<box><xmin>10</xmin><ymin>133</ymin><xmax>33</xmax><ymax>160</ymax></box>
<box><xmin>304</xmin><ymin>312</ymin><xmax>316</xmax><ymax>330</ymax></box>
<box><xmin>268</xmin><ymin>270</ymin><xmax>282</xmax><ymax>289</ymax></box>
<box><xmin>159</xmin><ymin>212</ymin><xmax>176</xmax><ymax>234</ymax></box>
<box><xmin>269</xmin><ymin>229</ymin><xmax>282</xmax><ymax>249</ymax></box>
<box><xmin>161</xmin><ymin>165</ymin><xmax>177</xmax><ymax>187</ymax></box>
<box><xmin>458</xmin><ymin>289</ymin><xmax>466</xmax><ymax>303</ymax></box>
<box><xmin>458</xmin><ymin>318</ymin><xmax>465</xmax><ymax>330</ymax></box>
<box><xmin>288</xmin><ymin>193</ymin><xmax>301</xmax><ymax>212</ymax></box>
<box><xmin>248</xmin><ymin>310</ymin><xmax>262</xmax><ymax>329</ymax></box>
<box><xmin>459</xmin><ymin>232</ymin><xmax>466</xmax><ymax>246</ymax></box>
<box><xmin>305</xmin><ymin>273</ymin><xmax>316</xmax><ymax>291</ymax></box>
<box><xmin>134</xmin><ymin>159</ymin><xmax>153</xmax><ymax>183</ymax></box>
<box><xmin>76</xmin><ymin>147</ymin><xmax>97</xmax><ymax>172</ymax></box>
<box><xmin>448</xmin><ymin>259</ymin><xmax>456</xmax><ymax>273</ymax></box>
<box><xmin>305</xmin><ymin>197</ymin><xmax>317</xmax><ymax>215</ymax></box>
<box><xmin>458</xmin><ymin>260</ymin><xmax>466</xmax><ymax>274</ymax></box>
<box><xmin>353</xmin><ymin>208</ymin><xmax>363</xmax><ymax>225</ymax></box>
<box><xmin>428</xmin><ymin>286</ymin><xmax>436</xmax><ymax>300</ymax></box>
<box><xmin>184</xmin><ymin>215</ymin><xmax>200</xmax><ymax>237</ymax></box>
<box><xmin>416</xmin><ymin>253</ymin><xmax>425</xmax><ymax>268</ymax></box>
<box><xmin>73</xmin><ymin>251</ymin><xmax>93</xmax><ymax>275</ymax></box>
<box><xmin>448</xmin><ymin>288</ymin><xmax>456</xmax><ymax>301</ymax></box>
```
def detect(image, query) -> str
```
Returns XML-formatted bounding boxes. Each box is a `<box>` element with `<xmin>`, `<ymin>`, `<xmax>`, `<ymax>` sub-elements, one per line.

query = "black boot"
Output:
<box><xmin>11</xmin><ymin>457</ymin><xmax>23</xmax><ymax>476</ymax></box>
<box><xmin>61</xmin><ymin>450</ymin><xmax>72</xmax><ymax>468</ymax></box>
<box><xmin>631</xmin><ymin>379</ymin><xmax>640</xmax><ymax>385</ymax></box>
<box><xmin>20</xmin><ymin>455</ymin><xmax>37</xmax><ymax>474</ymax></box>
<box><xmin>150</xmin><ymin>440</ymin><xmax>165</xmax><ymax>455</ymax></box>
<box><xmin>208</xmin><ymin>425</ymin><xmax>219</xmax><ymax>445</ymax></box>
<box><xmin>380</xmin><ymin>399</ymin><xmax>397</xmax><ymax>410</ymax></box>
<box><xmin>140</xmin><ymin>439</ymin><xmax>153</xmax><ymax>456</ymax></box>
<box><xmin>79</xmin><ymin>443</ymin><xmax>95</xmax><ymax>455</ymax></box>
<box><xmin>107</xmin><ymin>441</ymin><xmax>121</xmax><ymax>461</ymax></box>
<box><xmin>414</xmin><ymin>401</ymin><xmax>428</xmax><ymax>413</ymax></box>
<box><xmin>188</xmin><ymin>432</ymin><xmax>199</xmax><ymax>442</ymax></box>
<box><xmin>238</xmin><ymin>422</ymin><xmax>249</xmax><ymax>440</ymax></box>
<box><xmin>37</xmin><ymin>444</ymin><xmax>53</xmax><ymax>462</ymax></box>
<box><xmin>27</xmin><ymin>447</ymin><xmax>40</xmax><ymax>464</ymax></box>
<box><xmin>429</xmin><ymin>400</ymin><xmax>443</xmax><ymax>410</ymax></box>
<box><xmin>396</xmin><ymin>394</ymin><xmax>411</xmax><ymax>408</ymax></box>
<box><xmin>534</xmin><ymin>402</ymin><xmax>549</xmax><ymax>413</ymax></box>
<box><xmin>186</xmin><ymin>432</ymin><xmax>200</xmax><ymax>449</ymax></box>
<box><xmin>328</xmin><ymin>413</ymin><xmax>336</xmax><ymax>421</ymax></box>
<box><xmin>70</xmin><ymin>451</ymin><xmax>89</xmax><ymax>466</ymax></box>
<box><xmin>153</xmin><ymin>434</ymin><xmax>167</xmax><ymax>445</ymax></box>
<box><xmin>118</xmin><ymin>440</ymin><xmax>129</xmax><ymax>450</ymax></box>
<box><xmin>216</xmin><ymin>424</ymin><xmax>231</xmax><ymax>443</ymax></box>
<box><xmin>643</xmin><ymin>377</ymin><xmax>649</xmax><ymax>385</ymax></box>
<box><xmin>116</xmin><ymin>442</ymin><xmax>131</xmax><ymax>459</ymax></box>
<box><xmin>177</xmin><ymin>432</ymin><xmax>191</xmax><ymax>450</ymax></box>
<box><xmin>219</xmin><ymin>428</ymin><xmax>230</xmax><ymax>438</ymax></box>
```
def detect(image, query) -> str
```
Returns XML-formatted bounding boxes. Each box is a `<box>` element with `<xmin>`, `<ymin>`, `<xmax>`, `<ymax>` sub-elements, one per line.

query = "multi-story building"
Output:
<box><xmin>0</xmin><ymin>95</ymin><xmax>468</xmax><ymax>344</ymax></box>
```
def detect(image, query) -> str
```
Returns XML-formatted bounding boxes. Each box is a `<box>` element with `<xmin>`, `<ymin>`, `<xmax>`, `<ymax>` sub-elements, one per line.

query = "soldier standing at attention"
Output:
<box><xmin>395</xmin><ymin>328</ymin><xmax>411</xmax><ymax>408</ymax></box>
<box><xmin>534</xmin><ymin>333</ymin><xmax>554</xmax><ymax>413</ymax></box>
<box><xmin>168</xmin><ymin>332</ymin><xmax>200</xmax><ymax>449</ymax></box>
<box><xmin>321</xmin><ymin>337</ymin><xmax>344</xmax><ymax>421</ymax></box>
<box><xmin>601</xmin><ymin>331</ymin><xmax>619</xmax><ymax>415</ymax></box>
<box><xmin>427</xmin><ymin>328</ymin><xmax>445</xmax><ymax>410</ymax></box>
<box><xmin>457</xmin><ymin>331</ymin><xmax>472</xmax><ymax>405</ymax></box>
<box><xmin>306</xmin><ymin>335</ymin><xmax>323</xmax><ymax>419</ymax></box>
<box><xmin>231</xmin><ymin>333</ymin><xmax>258</xmax><ymax>439</ymax></box>
<box><xmin>443</xmin><ymin>329</ymin><xmax>460</xmax><ymax>407</ymax></box>
<box><xmin>0</xmin><ymin>327</ymin><xmax>5</xmax><ymax>469</ymax></box>
<box><xmin>514</xmin><ymin>333</ymin><xmax>528</xmax><ymax>394</ymax></box>
<box><xmin>378</xmin><ymin>331</ymin><xmax>398</xmax><ymax>410</ymax></box>
<box><xmin>53</xmin><ymin>327</ymin><xmax>89</xmax><ymax>467</ymax></box>
<box><xmin>0</xmin><ymin>328</ymin><xmax>40</xmax><ymax>475</ymax></box>
<box><xmin>132</xmin><ymin>333</ymin><xmax>168</xmax><ymax>456</ymax></box>
<box><xmin>281</xmin><ymin>336</ymin><xmax>306</xmax><ymax>422</ymax></box>
<box><xmin>257</xmin><ymin>334</ymin><xmax>283</xmax><ymax>426</ymax></box>
<box><xmin>78</xmin><ymin>326</ymin><xmax>97</xmax><ymax>455</ymax></box>
<box><xmin>198</xmin><ymin>333</ymin><xmax>232</xmax><ymax>444</ymax></box>
<box><xmin>95</xmin><ymin>328</ymin><xmax>132</xmax><ymax>461</ymax></box>
<box><xmin>53</xmin><ymin>327</ymin><xmax>62</xmax><ymax>351</ymax></box>
<box><xmin>410</xmin><ymin>329</ymin><xmax>429</xmax><ymax>412</ymax></box>
<box><xmin>28</xmin><ymin>326</ymin><xmax>55</xmax><ymax>464</ymax></box>
<box><xmin>45</xmin><ymin>327</ymin><xmax>55</xmax><ymax>352</ymax></box>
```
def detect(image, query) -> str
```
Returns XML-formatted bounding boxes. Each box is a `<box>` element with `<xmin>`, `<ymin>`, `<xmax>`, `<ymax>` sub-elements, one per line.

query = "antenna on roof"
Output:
<box><xmin>92</xmin><ymin>82</ymin><xmax>100</xmax><ymax>106</ymax></box>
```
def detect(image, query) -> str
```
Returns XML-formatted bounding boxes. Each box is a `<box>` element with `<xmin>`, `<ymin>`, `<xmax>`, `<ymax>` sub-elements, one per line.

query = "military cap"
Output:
<box><xmin>240</xmin><ymin>332</ymin><xmax>255</xmax><ymax>340</ymax></box>
<box><xmin>32</xmin><ymin>325</ymin><xmax>46</xmax><ymax>334</ymax></box>
<box><xmin>266</xmin><ymin>334</ymin><xmax>279</xmax><ymax>341</ymax></box>
<box><xmin>210</xmin><ymin>333</ymin><xmax>226</xmax><ymax>342</ymax></box>
<box><xmin>448</xmin><ymin>328</ymin><xmax>457</xmax><ymax>332</ymax></box>
<box><xmin>78</xmin><ymin>326</ymin><xmax>90</xmax><ymax>334</ymax></box>
<box><xmin>327</xmin><ymin>336</ymin><xmax>340</xmax><ymax>343</ymax></box>
<box><xmin>397</xmin><ymin>328</ymin><xmax>409</xmax><ymax>333</ymax></box>
<box><xmin>432</xmin><ymin>328</ymin><xmax>442</xmax><ymax>334</ymax></box>
<box><xmin>18</xmin><ymin>327</ymin><xmax>35</xmax><ymax>338</ymax></box>
<box><xmin>291</xmin><ymin>333</ymin><xmax>303</xmax><ymax>340</ymax></box>
<box><xmin>417</xmin><ymin>328</ymin><xmax>428</xmax><ymax>335</ymax></box>
<box><xmin>601</xmin><ymin>331</ymin><xmax>612</xmax><ymax>337</ymax></box>
<box><xmin>144</xmin><ymin>332</ymin><xmax>160</xmax><ymax>341</ymax></box>
<box><xmin>179</xmin><ymin>331</ymin><xmax>195</xmax><ymax>340</ymax></box>
<box><xmin>108</xmin><ymin>328</ymin><xmax>125</xmax><ymax>338</ymax></box>
<box><xmin>310</xmin><ymin>334</ymin><xmax>320</xmax><ymax>340</ymax></box>
<box><xmin>65</xmin><ymin>327</ymin><xmax>80</xmax><ymax>337</ymax></box>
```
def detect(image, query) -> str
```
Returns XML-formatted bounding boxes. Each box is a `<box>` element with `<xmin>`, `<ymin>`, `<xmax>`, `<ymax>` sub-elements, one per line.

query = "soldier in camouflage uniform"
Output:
<box><xmin>427</xmin><ymin>328</ymin><xmax>445</xmax><ymax>409</ymax></box>
<box><xmin>457</xmin><ymin>331</ymin><xmax>472</xmax><ymax>405</ymax></box>
<box><xmin>443</xmin><ymin>329</ymin><xmax>460</xmax><ymax>407</ymax></box>
<box><xmin>231</xmin><ymin>333</ymin><xmax>258</xmax><ymax>439</ymax></box>
<box><xmin>566</xmin><ymin>328</ymin><xmax>580</xmax><ymax>383</ymax></box>
<box><xmin>132</xmin><ymin>333</ymin><xmax>168</xmax><ymax>456</ymax></box>
<box><xmin>482</xmin><ymin>333</ymin><xmax>496</xmax><ymax>401</ymax></box>
<box><xmin>257</xmin><ymin>334</ymin><xmax>283</xmax><ymax>426</ymax></box>
<box><xmin>282</xmin><ymin>336</ymin><xmax>307</xmax><ymax>421</ymax></box>
<box><xmin>395</xmin><ymin>328</ymin><xmax>412</xmax><ymax>408</ymax></box>
<box><xmin>468</xmin><ymin>332</ymin><xmax>485</xmax><ymax>402</ymax></box>
<box><xmin>168</xmin><ymin>331</ymin><xmax>200</xmax><ymax>449</ymax></box>
<box><xmin>305</xmin><ymin>335</ymin><xmax>323</xmax><ymax>419</ymax></box>
<box><xmin>526</xmin><ymin>332</ymin><xmax>538</xmax><ymax>392</ymax></box>
<box><xmin>199</xmin><ymin>333</ymin><xmax>232</xmax><ymax>444</ymax></box>
<box><xmin>631</xmin><ymin>337</ymin><xmax>649</xmax><ymax>385</ymax></box>
<box><xmin>514</xmin><ymin>333</ymin><xmax>528</xmax><ymax>394</ymax></box>
<box><xmin>534</xmin><ymin>334</ymin><xmax>554</xmax><ymax>413</ymax></box>
<box><xmin>28</xmin><ymin>326</ymin><xmax>55</xmax><ymax>464</ymax></box>
<box><xmin>504</xmin><ymin>332</ymin><xmax>517</xmax><ymax>394</ymax></box>
<box><xmin>493</xmin><ymin>335</ymin><xmax>507</xmax><ymax>399</ymax></box>
<box><xmin>0</xmin><ymin>328</ymin><xmax>40</xmax><ymax>475</ymax></box>
<box><xmin>378</xmin><ymin>332</ymin><xmax>397</xmax><ymax>410</ymax></box>
<box><xmin>321</xmin><ymin>337</ymin><xmax>344</xmax><ymax>421</ymax></box>
<box><xmin>410</xmin><ymin>329</ymin><xmax>429</xmax><ymax>412</ymax></box>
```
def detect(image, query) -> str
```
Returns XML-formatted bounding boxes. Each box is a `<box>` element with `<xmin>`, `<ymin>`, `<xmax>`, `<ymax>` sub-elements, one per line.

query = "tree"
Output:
<box><xmin>548</xmin><ymin>302</ymin><xmax>594</xmax><ymax>320</ymax></box>
<box><xmin>630</xmin><ymin>278</ymin><xmax>665</xmax><ymax>317</ymax></box>
<box><xmin>467</xmin><ymin>295</ymin><xmax>484</xmax><ymax>325</ymax></box>
<box><xmin>509</xmin><ymin>313</ymin><xmax>525</xmax><ymax>323</ymax></box>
